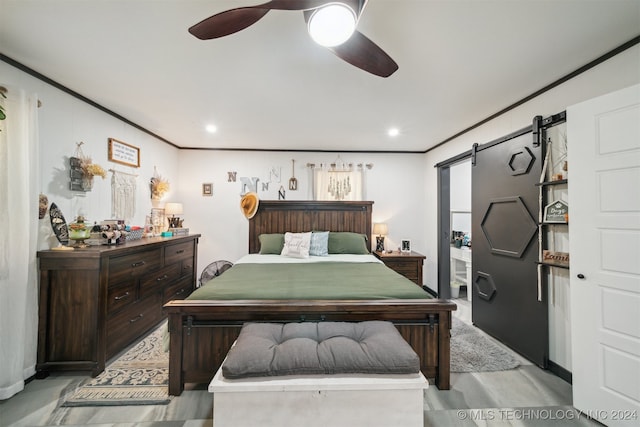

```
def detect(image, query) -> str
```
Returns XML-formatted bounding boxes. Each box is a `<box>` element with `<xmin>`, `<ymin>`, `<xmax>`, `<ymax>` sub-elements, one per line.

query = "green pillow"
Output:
<box><xmin>259</xmin><ymin>233</ymin><xmax>285</xmax><ymax>254</ymax></box>
<box><xmin>328</xmin><ymin>232</ymin><xmax>369</xmax><ymax>254</ymax></box>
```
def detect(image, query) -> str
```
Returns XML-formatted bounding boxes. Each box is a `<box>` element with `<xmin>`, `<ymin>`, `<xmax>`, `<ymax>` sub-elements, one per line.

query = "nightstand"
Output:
<box><xmin>373</xmin><ymin>251</ymin><xmax>426</xmax><ymax>286</ymax></box>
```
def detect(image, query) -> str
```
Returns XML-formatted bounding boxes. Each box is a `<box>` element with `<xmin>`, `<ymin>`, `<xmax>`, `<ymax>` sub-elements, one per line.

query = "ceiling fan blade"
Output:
<box><xmin>265</xmin><ymin>0</ymin><xmax>338</xmax><ymax>11</ymax></box>
<box><xmin>189</xmin><ymin>0</ymin><xmax>334</xmax><ymax>40</ymax></box>
<box><xmin>328</xmin><ymin>30</ymin><xmax>398</xmax><ymax>77</ymax></box>
<box><xmin>189</xmin><ymin>7</ymin><xmax>270</xmax><ymax>40</ymax></box>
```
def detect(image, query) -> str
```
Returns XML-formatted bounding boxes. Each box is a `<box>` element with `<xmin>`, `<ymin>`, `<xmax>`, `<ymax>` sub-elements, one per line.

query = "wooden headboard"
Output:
<box><xmin>248</xmin><ymin>201</ymin><xmax>374</xmax><ymax>253</ymax></box>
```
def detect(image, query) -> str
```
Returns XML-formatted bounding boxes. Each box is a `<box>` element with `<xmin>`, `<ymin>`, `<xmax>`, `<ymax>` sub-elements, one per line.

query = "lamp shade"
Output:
<box><xmin>164</xmin><ymin>202</ymin><xmax>183</xmax><ymax>216</ymax></box>
<box><xmin>373</xmin><ymin>223</ymin><xmax>388</xmax><ymax>236</ymax></box>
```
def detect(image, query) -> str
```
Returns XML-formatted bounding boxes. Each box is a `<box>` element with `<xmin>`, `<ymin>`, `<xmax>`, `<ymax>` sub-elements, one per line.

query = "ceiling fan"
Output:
<box><xmin>188</xmin><ymin>0</ymin><xmax>398</xmax><ymax>77</ymax></box>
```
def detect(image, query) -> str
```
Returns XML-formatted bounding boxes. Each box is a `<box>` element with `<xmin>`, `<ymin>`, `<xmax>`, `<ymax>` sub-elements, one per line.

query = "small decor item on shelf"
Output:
<box><xmin>39</xmin><ymin>193</ymin><xmax>48</xmax><ymax>219</ymax></box>
<box><xmin>68</xmin><ymin>215</ymin><xmax>91</xmax><ymax>248</ymax></box>
<box><xmin>164</xmin><ymin>202</ymin><xmax>183</xmax><ymax>229</ymax></box>
<box><xmin>150</xmin><ymin>208</ymin><xmax>165</xmax><ymax>234</ymax></box>
<box><xmin>49</xmin><ymin>202</ymin><xmax>70</xmax><ymax>247</ymax></box>
<box><xmin>543</xmin><ymin>200</ymin><xmax>569</xmax><ymax>223</ymax></box>
<box><xmin>542</xmin><ymin>250</ymin><xmax>570</xmax><ymax>267</ymax></box>
<box><xmin>150</xmin><ymin>166</ymin><xmax>170</xmax><ymax>206</ymax></box>
<box><xmin>100</xmin><ymin>220</ymin><xmax>124</xmax><ymax>245</ymax></box>
<box><xmin>401</xmin><ymin>239</ymin><xmax>411</xmax><ymax>253</ymax></box>
<box><xmin>125</xmin><ymin>226</ymin><xmax>144</xmax><ymax>241</ymax></box>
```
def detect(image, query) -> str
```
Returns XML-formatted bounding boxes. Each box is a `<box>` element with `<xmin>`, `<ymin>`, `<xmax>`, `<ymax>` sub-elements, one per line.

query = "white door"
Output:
<box><xmin>568</xmin><ymin>83</ymin><xmax>640</xmax><ymax>426</ymax></box>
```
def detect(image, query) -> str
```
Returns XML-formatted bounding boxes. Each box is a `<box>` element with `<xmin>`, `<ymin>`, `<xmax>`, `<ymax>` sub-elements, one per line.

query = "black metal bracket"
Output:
<box><xmin>186</xmin><ymin>315</ymin><xmax>193</xmax><ymax>336</ymax></box>
<box><xmin>532</xmin><ymin>115</ymin><xmax>543</xmax><ymax>146</ymax></box>
<box><xmin>471</xmin><ymin>143</ymin><xmax>479</xmax><ymax>166</ymax></box>
<box><xmin>428</xmin><ymin>313</ymin><xmax>436</xmax><ymax>333</ymax></box>
<box><xmin>541</xmin><ymin>111</ymin><xmax>566</xmax><ymax>128</ymax></box>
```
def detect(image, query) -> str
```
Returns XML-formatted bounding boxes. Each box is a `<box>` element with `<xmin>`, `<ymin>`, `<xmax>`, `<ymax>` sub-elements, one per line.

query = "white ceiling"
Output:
<box><xmin>1</xmin><ymin>0</ymin><xmax>639</xmax><ymax>152</ymax></box>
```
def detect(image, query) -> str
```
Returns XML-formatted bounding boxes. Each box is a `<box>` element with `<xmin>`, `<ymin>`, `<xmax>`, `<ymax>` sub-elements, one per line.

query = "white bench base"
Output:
<box><xmin>208</xmin><ymin>367</ymin><xmax>428</xmax><ymax>427</ymax></box>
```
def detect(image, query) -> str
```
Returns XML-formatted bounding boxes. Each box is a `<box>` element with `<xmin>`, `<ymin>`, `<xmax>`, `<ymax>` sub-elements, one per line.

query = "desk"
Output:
<box><xmin>450</xmin><ymin>246</ymin><xmax>472</xmax><ymax>301</ymax></box>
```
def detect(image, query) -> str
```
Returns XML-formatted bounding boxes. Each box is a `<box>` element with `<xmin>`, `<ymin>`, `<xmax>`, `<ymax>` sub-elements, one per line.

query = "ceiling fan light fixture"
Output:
<box><xmin>308</xmin><ymin>3</ymin><xmax>357</xmax><ymax>47</ymax></box>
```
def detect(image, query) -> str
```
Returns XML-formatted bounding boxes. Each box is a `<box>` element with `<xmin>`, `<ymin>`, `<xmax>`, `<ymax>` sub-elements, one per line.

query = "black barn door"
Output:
<box><xmin>471</xmin><ymin>129</ymin><xmax>548</xmax><ymax>367</ymax></box>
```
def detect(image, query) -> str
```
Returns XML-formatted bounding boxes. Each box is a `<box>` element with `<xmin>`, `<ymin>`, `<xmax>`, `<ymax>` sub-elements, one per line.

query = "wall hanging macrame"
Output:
<box><xmin>111</xmin><ymin>169</ymin><xmax>137</xmax><ymax>221</ymax></box>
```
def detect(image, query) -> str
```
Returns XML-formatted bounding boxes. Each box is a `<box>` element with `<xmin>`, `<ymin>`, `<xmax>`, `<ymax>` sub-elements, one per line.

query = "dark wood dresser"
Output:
<box><xmin>36</xmin><ymin>234</ymin><xmax>200</xmax><ymax>377</ymax></box>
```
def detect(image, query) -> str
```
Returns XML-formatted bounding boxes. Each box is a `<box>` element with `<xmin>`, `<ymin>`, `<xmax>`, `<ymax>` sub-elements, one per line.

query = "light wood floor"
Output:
<box><xmin>1</xmin><ymin>290</ymin><xmax>601</xmax><ymax>426</ymax></box>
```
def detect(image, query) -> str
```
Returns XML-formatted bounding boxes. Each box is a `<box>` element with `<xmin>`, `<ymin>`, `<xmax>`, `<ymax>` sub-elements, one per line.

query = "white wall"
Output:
<box><xmin>177</xmin><ymin>151</ymin><xmax>427</xmax><ymax>279</ymax></box>
<box><xmin>1</xmin><ymin>61</ymin><xmax>181</xmax><ymax>236</ymax></box>
<box><xmin>423</xmin><ymin>45</ymin><xmax>640</xmax><ymax>370</ymax></box>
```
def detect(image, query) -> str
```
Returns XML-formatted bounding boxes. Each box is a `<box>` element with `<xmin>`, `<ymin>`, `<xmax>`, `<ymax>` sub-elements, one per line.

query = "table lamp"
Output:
<box><xmin>164</xmin><ymin>202</ymin><xmax>183</xmax><ymax>229</ymax></box>
<box><xmin>373</xmin><ymin>223</ymin><xmax>388</xmax><ymax>252</ymax></box>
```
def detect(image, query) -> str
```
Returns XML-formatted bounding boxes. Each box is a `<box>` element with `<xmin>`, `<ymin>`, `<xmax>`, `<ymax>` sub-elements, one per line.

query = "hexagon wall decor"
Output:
<box><xmin>480</xmin><ymin>196</ymin><xmax>538</xmax><ymax>258</ymax></box>
<box><xmin>474</xmin><ymin>271</ymin><xmax>497</xmax><ymax>301</ymax></box>
<box><xmin>507</xmin><ymin>146</ymin><xmax>536</xmax><ymax>176</ymax></box>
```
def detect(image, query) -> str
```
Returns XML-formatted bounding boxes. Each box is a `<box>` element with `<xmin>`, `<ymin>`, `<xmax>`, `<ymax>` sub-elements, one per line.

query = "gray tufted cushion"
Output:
<box><xmin>221</xmin><ymin>321</ymin><xmax>420</xmax><ymax>379</ymax></box>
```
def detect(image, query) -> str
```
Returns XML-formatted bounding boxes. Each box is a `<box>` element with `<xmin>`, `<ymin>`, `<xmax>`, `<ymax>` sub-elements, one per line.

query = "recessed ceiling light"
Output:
<box><xmin>205</xmin><ymin>124</ymin><xmax>218</xmax><ymax>133</ymax></box>
<box><xmin>387</xmin><ymin>127</ymin><xmax>400</xmax><ymax>137</ymax></box>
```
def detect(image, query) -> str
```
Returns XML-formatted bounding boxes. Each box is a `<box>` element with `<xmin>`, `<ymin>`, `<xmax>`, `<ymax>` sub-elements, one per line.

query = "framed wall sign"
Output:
<box><xmin>108</xmin><ymin>138</ymin><xmax>140</xmax><ymax>168</ymax></box>
<box><xmin>401</xmin><ymin>239</ymin><xmax>411</xmax><ymax>253</ymax></box>
<box><xmin>543</xmin><ymin>200</ymin><xmax>569</xmax><ymax>223</ymax></box>
<box><xmin>202</xmin><ymin>183</ymin><xmax>213</xmax><ymax>196</ymax></box>
<box><xmin>542</xmin><ymin>250</ymin><xmax>570</xmax><ymax>267</ymax></box>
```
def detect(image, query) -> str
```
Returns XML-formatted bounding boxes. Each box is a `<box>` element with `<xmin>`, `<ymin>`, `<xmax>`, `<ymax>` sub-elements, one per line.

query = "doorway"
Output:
<box><xmin>449</xmin><ymin>160</ymin><xmax>472</xmax><ymax>303</ymax></box>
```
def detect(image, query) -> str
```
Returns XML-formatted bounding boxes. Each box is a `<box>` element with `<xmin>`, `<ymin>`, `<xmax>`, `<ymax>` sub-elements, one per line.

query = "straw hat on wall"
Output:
<box><xmin>240</xmin><ymin>192</ymin><xmax>259</xmax><ymax>219</ymax></box>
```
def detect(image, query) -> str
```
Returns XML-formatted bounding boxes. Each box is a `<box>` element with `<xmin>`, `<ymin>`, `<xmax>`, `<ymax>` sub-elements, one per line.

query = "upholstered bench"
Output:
<box><xmin>208</xmin><ymin>321</ymin><xmax>428</xmax><ymax>427</ymax></box>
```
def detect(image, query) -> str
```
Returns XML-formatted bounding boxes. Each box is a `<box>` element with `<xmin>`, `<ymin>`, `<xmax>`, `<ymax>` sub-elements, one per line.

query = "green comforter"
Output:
<box><xmin>188</xmin><ymin>262</ymin><xmax>432</xmax><ymax>300</ymax></box>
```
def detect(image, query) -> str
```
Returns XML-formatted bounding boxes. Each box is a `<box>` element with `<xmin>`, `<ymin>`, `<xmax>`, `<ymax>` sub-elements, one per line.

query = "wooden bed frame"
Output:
<box><xmin>164</xmin><ymin>200</ymin><xmax>456</xmax><ymax>396</ymax></box>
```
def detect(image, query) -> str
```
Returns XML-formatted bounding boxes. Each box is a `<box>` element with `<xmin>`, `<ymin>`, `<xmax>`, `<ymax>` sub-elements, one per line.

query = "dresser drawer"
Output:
<box><xmin>163</xmin><ymin>275</ymin><xmax>194</xmax><ymax>304</ymax></box>
<box><xmin>139</xmin><ymin>263</ymin><xmax>181</xmax><ymax>298</ymax></box>
<box><xmin>106</xmin><ymin>292</ymin><xmax>163</xmax><ymax>358</ymax></box>
<box><xmin>107</xmin><ymin>281</ymin><xmax>137</xmax><ymax>314</ymax></box>
<box><xmin>180</xmin><ymin>258</ymin><xmax>194</xmax><ymax>277</ymax></box>
<box><xmin>164</xmin><ymin>241</ymin><xmax>194</xmax><ymax>265</ymax></box>
<box><xmin>108</xmin><ymin>249</ymin><xmax>162</xmax><ymax>284</ymax></box>
<box><xmin>384</xmin><ymin>261</ymin><xmax>419</xmax><ymax>276</ymax></box>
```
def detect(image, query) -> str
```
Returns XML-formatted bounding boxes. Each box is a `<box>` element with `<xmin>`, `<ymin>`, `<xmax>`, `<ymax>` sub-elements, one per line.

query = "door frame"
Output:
<box><xmin>436</xmin><ymin>151</ymin><xmax>472</xmax><ymax>298</ymax></box>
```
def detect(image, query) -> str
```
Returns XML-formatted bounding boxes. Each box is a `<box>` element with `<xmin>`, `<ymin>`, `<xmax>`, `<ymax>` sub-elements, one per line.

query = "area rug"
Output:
<box><xmin>450</xmin><ymin>317</ymin><xmax>520</xmax><ymax>373</ymax></box>
<box><xmin>63</xmin><ymin>321</ymin><xmax>170</xmax><ymax>406</ymax></box>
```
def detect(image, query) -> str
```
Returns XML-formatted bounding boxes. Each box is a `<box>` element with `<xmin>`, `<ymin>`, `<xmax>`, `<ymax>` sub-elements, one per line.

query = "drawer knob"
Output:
<box><xmin>114</xmin><ymin>292</ymin><xmax>130</xmax><ymax>301</ymax></box>
<box><xmin>156</xmin><ymin>274</ymin><xmax>169</xmax><ymax>281</ymax></box>
<box><xmin>174</xmin><ymin>288</ymin><xmax>186</xmax><ymax>296</ymax></box>
<box><xmin>131</xmin><ymin>261</ymin><xmax>146</xmax><ymax>268</ymax></box>
<box><xmin>176</xmin><ymin>249</ymin><xmax>185</xmax><ymax>254</ymax></box>
<box><xmin>129</xmin><ymin>314</ymin><xmax>144</xmax><ymax>323</ymax></box>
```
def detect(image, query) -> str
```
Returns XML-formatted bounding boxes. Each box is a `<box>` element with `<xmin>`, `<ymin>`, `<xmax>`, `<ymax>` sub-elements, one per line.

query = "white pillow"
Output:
<box><xmin>281</xmin><ymin>232</ymin><xmax>312</xmax><ymax>259</ymax></box>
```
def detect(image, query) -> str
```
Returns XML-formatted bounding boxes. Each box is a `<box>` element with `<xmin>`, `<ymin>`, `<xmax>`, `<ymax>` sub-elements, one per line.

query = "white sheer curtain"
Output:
<box><xmin>0</xmin><ymin>88</ymin><xmax>40</xmax><ymax>399</ymax></box>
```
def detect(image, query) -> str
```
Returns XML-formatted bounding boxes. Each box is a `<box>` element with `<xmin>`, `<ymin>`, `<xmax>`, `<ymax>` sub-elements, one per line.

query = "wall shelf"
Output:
<box><xmin>536</xmin><ymin>179</ymin><xmax>567</xmax><ymax>187</ymax></box>
<box><xmin>536</xmin><ymin>261</ymin><xmax>570</xmax><ymax>270</ymax></box>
